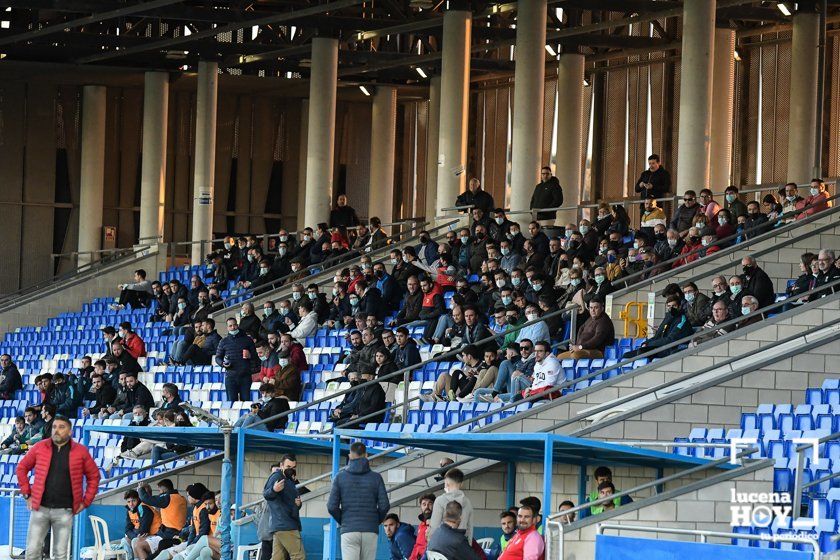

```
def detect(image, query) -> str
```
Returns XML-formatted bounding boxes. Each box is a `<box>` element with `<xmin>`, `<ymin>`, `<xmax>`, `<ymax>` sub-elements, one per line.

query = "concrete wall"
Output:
<box><xmin>0</xmin><ymin>245</ymin><xmax>167</xmax><ymax>337</ymax></box>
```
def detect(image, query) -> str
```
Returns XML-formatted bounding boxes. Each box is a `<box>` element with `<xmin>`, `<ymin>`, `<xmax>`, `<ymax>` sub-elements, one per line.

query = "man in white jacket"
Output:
<box><xmin>523</xmin><ymin>340</ymin><xmax>561</xmax><ymax>401</ymax></box>
<box><xmin>288</xmin><ymin>300</ymin><xmax>318</xmax><ymax>340</ymax></box>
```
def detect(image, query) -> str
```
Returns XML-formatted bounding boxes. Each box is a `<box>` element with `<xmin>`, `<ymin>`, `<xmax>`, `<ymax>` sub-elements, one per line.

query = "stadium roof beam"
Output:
<box><xmin>0</xmin><ymin>0</ymin><xmax>186</xmax><ymax>47</ymax></box>
<box><xmin>74</xmin><ymin>0</ymin><xmax>364</xmax><ymax>64</ymax></box>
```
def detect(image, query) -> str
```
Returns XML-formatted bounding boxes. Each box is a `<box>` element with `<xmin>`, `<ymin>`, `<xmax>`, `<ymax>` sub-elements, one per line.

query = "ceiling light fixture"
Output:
<box><xmin>777</xmin><ymin>2</ymin><xmax>792</xmax><ymax>16</ymax></box>
<box><xmin>415</xmin><ymin>67</ymin><xmax>428</xmax><ymax>78</ymax></box>
<box><xmin>359</xmin><ymin>85</ymin><xmax>371</xmax><ymax>96</ymax></box>
<box><xmin>545</xmin><ymin>44</ymin><xmax>557</xmax><ymax>57</ymax></box>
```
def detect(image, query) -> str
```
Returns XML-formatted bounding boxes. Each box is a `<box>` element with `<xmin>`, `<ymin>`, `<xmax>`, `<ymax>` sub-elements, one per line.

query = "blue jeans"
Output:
<box><xmin>497</xmin><ymin>375</ymin><xmax>531</xmax><ymax>402</ymax></box>
<box><xmin>432</xmin><ymin>315</ymin><xmax>455</xmax><ymax>341</ymax></box>
<box><xmin>225</xmin><ymin>374</ymin><xmax>252</xmax><ymax>401</ymax></box>
<box><xmin>151</xmin><ymin>446</ymin><xmax>177</xmax><ymax>464</ymax></box>
<box><xmin>170</xmin><ymin>338</ymin><xmax>189</xmax><ymax>363</ymax></box>
<box><xmin>234</xmin><ymin>414</ymin><xmax>267</xmax><ymax>431</ymax></box>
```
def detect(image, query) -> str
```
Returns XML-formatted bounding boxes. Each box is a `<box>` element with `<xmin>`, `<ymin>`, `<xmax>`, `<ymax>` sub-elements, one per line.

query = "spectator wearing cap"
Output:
<box><xmin>119</xmin><ymin>322</ymin><xmax>147</xmax><ymax>359</ymax></box>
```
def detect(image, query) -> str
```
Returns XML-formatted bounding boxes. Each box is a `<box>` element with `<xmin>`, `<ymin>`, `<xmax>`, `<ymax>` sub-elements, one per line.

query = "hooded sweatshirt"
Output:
<box><xmin>427</xmin><ymin>489</ymin><xmax>474</xmax><ymax>542</ymax></box>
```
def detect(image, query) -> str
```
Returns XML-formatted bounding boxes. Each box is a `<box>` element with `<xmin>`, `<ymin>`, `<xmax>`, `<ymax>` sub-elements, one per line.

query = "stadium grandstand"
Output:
<box><xmin>1</xmin><ymin>1</ymin><xmax>840</xmax><ymax>560</ymax></box>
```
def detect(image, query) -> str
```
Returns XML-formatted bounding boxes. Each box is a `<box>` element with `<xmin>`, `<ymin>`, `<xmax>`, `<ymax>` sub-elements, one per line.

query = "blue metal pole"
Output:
<box><xmin>77</xmin><ymin>426</ymin><xmax>92</xmax><ymax>556</ymax></box>
<box><xmin>233</xmin><ymin>429</ymin><xmax>247</xmax><ymax>557</ymax></box>
<box><xmin>219</xmin><ymin>427</ymin><xmax>233</xmax><ymax>560</ymax></box>
<box><xmin>542</xmin><ymin>436</ymin><xmax>553</xmax><ymax>528</ymax></box>
<box><xmin>577</xmin><ymin>464</ymin><xmax>588</xmax><ymax>507</ymax></box>
<box><xmin>329</xmin><ymin>434</ymin><xmax>341</xmax><ymax>560</ymax></box>
<box><xmin>506</xmin><ymin>461</ymin><xmax>517</xmax><ymax>508</ymax></box>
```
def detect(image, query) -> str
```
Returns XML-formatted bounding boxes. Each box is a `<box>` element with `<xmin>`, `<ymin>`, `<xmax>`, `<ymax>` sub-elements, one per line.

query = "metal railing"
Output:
<box><xmin>211</xmin><ymin>218</ymin><xmax>455</xmax><ymax>313</ymax></box>
<box><xmin>792</xmin><ymin>429</ymin><xmax>840</xmax><ymax>517</ymax></box>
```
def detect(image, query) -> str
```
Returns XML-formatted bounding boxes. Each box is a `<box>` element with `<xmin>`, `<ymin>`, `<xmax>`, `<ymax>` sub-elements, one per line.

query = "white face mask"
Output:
<box><xmin>495</xmin><ymin>217</ymin><xmax>504</xmax><ymax>225</ymax></box>
<box><xmin>667</xmin><ymin>239</ymin><xmax>677</xmax><ymax>247</ymax></box>
<box><xmin>526</xmin><ymin>313</ymin><xmax>538</xmax><ymax>322</ymax></box>
<box><xmin>390</xmin><ymin>259</ymin><xmax>398</xmax><ymax>265</ymax></box>
<box><xmin>810</xmin><ymin>188</ymin><xmax>820</xmax><ymax>196</ymax></box>
<box><xmin>496</xmin><ymin>279</ymin><xmax>506</xmax><ymax>288</ymax></box>
<box><xmin>718</xmin><ymin>217</ymin><xmax>727</xmax><ymax>225</ymax></box>
<box><xmin>278</xmin><ymin>248</ymin><xmax>287</xmax><ymax>257</ymax></box>
<box><xmin>278</xmin><ymin>359</ymin><xmax>289</xmax><ymax>367</ymax></box>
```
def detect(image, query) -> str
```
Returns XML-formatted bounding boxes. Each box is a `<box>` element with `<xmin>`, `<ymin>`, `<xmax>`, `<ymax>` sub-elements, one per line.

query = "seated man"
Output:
<box><xmin>122</xmin><ymin>489</ymin><xmax>162</xmax><ymax>560</ymax></box>
<box><xmin>333</xmin><ymin>370</ymin><xmax>386</xmax><ymax>428</ymax></box>
<box><xmin>426</xmin><ymin>346</ymin><xmax>485</xmax><ymax>402</ymax></box>
<box><xmin>556</xmin><ymin>298</ymin><xmax>615</xmax><ymax>359</ymax></box>
<box><xmin>498</xmin><ymin>504</ymin><xmax>544</xmax><ymax>560</ymax></box>
<box><xmin>515</xmin><ymin>304</ymin><xmax>550</xmax><ymax>344</ymax></box>
<box><xmin>383</xmin><ymin>513</ymin><xmax>416</xmax><ymax>560</ymax></box>
<box><xmin>474</xmin><ymin>341</ymin><xmax>535</xmax><ymax>402</ymax></box>
<box><xmin>180</xmin><ymin>319</ymin><xmax>222</xmax><ymax>366</ymax></box>
<box><xmin>691</xmin><ymin>300</ymin><xmax>735</xmax><ymax>347</ymax></box>
<box><xmin>113</xmin><ymin>269</ymin><xmax>154</xmax><ymax>310</ymax></box>
<box><xmin>583</xmin><ymin>466</ymin><xmax>632</xmax><ymax>519</ymax></box>
<box><xmin>496</xmin><ymin>341</ymin><xmax>559</xmax><ymax>403</ymax></box>
<box><xmin>588</xmin><ymin>481</ymin><xmax>619</xmax><ymax>515</ymax></box>
<box><xmin>426</xmin><ymin>501</ymin><xmax>480</xmax><ymax>560</ymax></box>
<box><xmin>623</xmin><ymin>295</ymin><xmax>693</xmax><ymax>359</ymax></box>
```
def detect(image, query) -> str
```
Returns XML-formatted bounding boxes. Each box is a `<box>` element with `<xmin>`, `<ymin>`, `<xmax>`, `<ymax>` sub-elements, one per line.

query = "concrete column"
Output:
<box><xmin>509</xmin><ymin>0</ymin><xmax>547</xmax><ymax>213</ymax></box>
<box><xmin>787</xmin><ymin>12</ymin><xmax>820</xmax><ymax>183</ymax></box>
<box><xmin>191</xmin><ymin>61</ymin><xmax>218</xmax><ymax>264</ymax></box>
<box><xmin>78</xmin><ymin>85</ymin><xmax>107</xmax><ymax>266</ymax></box>
<box><xmin>710</xmin><ymin>29</ymin><xmax>735</xmax><ymax>190</ymax></box>
<box><xmin>675</xmin><ymin>0</ymin><xmax>715</xmax><ymax>194</ymax></box>
<box><xmin>297</xmin><ymin>99</ymin><xmax>309</xmax><ymax>231</ymax></box>
<box><xmin>554</xmin><ymin>54</ymin><xmax>585</xmax><ymax>224</ymax></box>
<box><xmin>424</xmin><ymin>76</ymin><xmax>441</xmax><ymax>221</ymax></box>
<box><xmin>139</xmin><ymin>72</ymin><xmax>169</xmax><ymax>246</ymax></box>
<box><xmin>368</xmin><ymin>86</ymin><xmax>397</xmax><ymax>223</ymax></box>
<box><xmin>304</xmin><ymin>37</ymin><xmax>339</xmax><ymax>228</ymax></box>
<box><xmin>435</xmin><ymin>10</ymin><xmax>471</xmax><ymax>215</ymax></box>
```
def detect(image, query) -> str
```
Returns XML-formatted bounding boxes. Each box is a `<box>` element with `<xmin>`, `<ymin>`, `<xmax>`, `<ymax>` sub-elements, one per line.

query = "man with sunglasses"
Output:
<box><xmin>475</xmin><ymin>341</ymin><xmax>535</xmax><ymax>403</ymax></box>
<box><xmin>670</xmin><ymin>190</ymin><xmax>701</xmax><ymax>238</ymax></box>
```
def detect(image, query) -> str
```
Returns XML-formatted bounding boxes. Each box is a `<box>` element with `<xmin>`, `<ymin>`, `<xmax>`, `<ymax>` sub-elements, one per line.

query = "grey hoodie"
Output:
<box><xmin>427</xmin><ymin>489</ymin><xmax>474</xmax><ymax>542</ymax></box>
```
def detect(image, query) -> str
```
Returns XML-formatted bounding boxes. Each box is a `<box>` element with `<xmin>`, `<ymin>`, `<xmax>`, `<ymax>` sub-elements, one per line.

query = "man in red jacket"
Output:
<box><xmin>119</xmin><ymin>321</ymin><xmax>147</xmax><ymax>359</ymax></box>
<box><xmin>17</xmin><ymin>415</ymin><xmax>100</xmax><ymax>560</ymax></box>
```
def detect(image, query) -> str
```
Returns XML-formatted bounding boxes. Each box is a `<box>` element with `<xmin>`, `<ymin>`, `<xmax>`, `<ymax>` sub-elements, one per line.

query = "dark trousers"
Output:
<box><xmin>182</xmin><ymin>345</ymin><xmax>212</xmax><ymax>365</ymax></box>
<box><xmin>225</xmin><ymin>374</ymin><xmax>252</xmax><ymax>401</ymax></box>
<box><xmin>119</xmin><ymin>289</ymin><xmax>150</xmax><ymax>309</ymax></box>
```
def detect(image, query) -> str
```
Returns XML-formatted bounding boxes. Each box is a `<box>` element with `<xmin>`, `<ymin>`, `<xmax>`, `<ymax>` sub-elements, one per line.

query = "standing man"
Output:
<box><xmin>327</xmin><ymin>442</ymin><xmax>390</xmax><ymax>560</ymax></box>
<box><xmin>264</xmin><ymin>454</ymin><xmax>305</xmax><ymax>560</ymax></box>
<box><xmin>17</xmin><ymin>415</ymin><xmax>100</xmax><ymax>560</ymax></box>
<box><xmin>427</xmin><ymin>468</ymin><xmax>474</xmax><ymax>542</ymax></box>
<box><xmin>456</xmin><ymin>178</ymin><xmax>495</xmax><ymax>214</ymax></box>
<box><xmin>634</xmin><ymin>154</ymin><xmax>671</xmax><ymax>201</ymax></box>
<box><xmin>215</xmin><ymin>317</ymin><xmax>259</xmax><ymax>401</ymax></box>
<box><xmin>529</xmin><ymin>166</ymin><xmax>563</xmax><ymax>223</ymax></box>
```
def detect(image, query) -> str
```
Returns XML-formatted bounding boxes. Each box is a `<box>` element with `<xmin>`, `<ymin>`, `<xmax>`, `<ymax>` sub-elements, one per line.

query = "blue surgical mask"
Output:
<box><xmin>685</xmin><ymin>292</ymin><xmax>695</xmax><ymax>303</ymax></box>
<box><xmin>580</xmin><ymin>226</ymin><xmax>589</xmax><ymax>235</ymax></box>
<box><xmin>595</xmin><ymin>274</ymin><xmax>605</xmax><ymax>285</ymax></box>
<box><xmin>741</xmin><ymin>306</ymin><xmax>751</xmax><ymax>316</ymax></box>
<box><xmin>229</xmin><ymin>329</ymin><xmax>240</xmax><ymax>336</ymax></box>
<box><xmin>292</xmin><ymin>292</ymin><xmax>302</xmax><ymax>301</ymax></box>
<box><xmin>279</xmin><ymin>308</ymin><xmax>289</xmax><ymax>316</ymax></box>
<box><xmin>512</xmin><ymin>277</ymin><xmax>521</xmax><ymax>287</ymax></box>
<box><xmin>178</xmin><ymin>302</ymin><xmax>186</xmax><ymax>310</ymax></box>
<box><xmin>263</xmin><ymin>308</ymin><xmax>272</xmax><ymax>317</ymax></box>
<box><xmin>501</xmin><ymin>296</ymin><xmax>512</xmax><ymax>306</ymax></box>
<box><xmin>133</xmin><ymin>414</ymin><xmax>144</xmax><ymax>423</ymax></box>
<box><xmin>308</xmin><ymin>293</ymin><xmax>317</xmax><ymax>300</ymax></box>
<box><xmin>570</xmin><ymin>278</ymin><xmax>581</xmax><ymax>287</ymax></box>
<box><xmin>726</xmin><ymin>194</ymin><xmax>736</xmax><ymax>203</ymax></box>
<box><xmin>460</xmin><ymin>236</ymin><xmax>469</xmax><ymax>244</ymax></box>
<box><xmin>532</xmin><ymin>283</ymin><xmax>542</xmax><ymax>292</ymax></box>
<box><xmin>501</xmin><ymin>247</ymin><xmax>510</xmax><ymax>256</ymax></box>
<box><xmin>730</xmin><ymin>285</ymin><xmax>742</xmax><ymax>296</ymax></box>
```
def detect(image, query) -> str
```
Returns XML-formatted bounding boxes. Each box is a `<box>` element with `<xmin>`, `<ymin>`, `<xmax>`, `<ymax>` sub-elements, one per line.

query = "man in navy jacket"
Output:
<box><xmin>215</xmin><ymin>317</ymin><xmax>259</xmax><ymax>401</ymax></box>
<box><xmin>263</xmin><ymin>455</ymin><xmax>304</xmax><ymax>560</ymax></box>
<box><xmin>328</xmin><ymin>442</ymin><xmax>389</xmax><ymax>560</ymax></box>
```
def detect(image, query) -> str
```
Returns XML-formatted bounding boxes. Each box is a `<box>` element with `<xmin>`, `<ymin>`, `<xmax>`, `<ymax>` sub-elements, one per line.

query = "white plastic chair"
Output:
<box><xmin>85</xmin><ymin>516</ymin><xmax>126</xmax><ymax>560</ymax></box>
<box><xmin>235</xmin><ymin>544</ymin><xmax>261</xmax><ymax>560</ymax></box>
<box><xmin>476</xmin><ymin>537</ymin><xmax>495</xmax><ymax>550</ymax></box>
<box><xmin>426</xmin><ymin>552</ymin><xmax>449</xmax><ymax>560</ymax></box>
